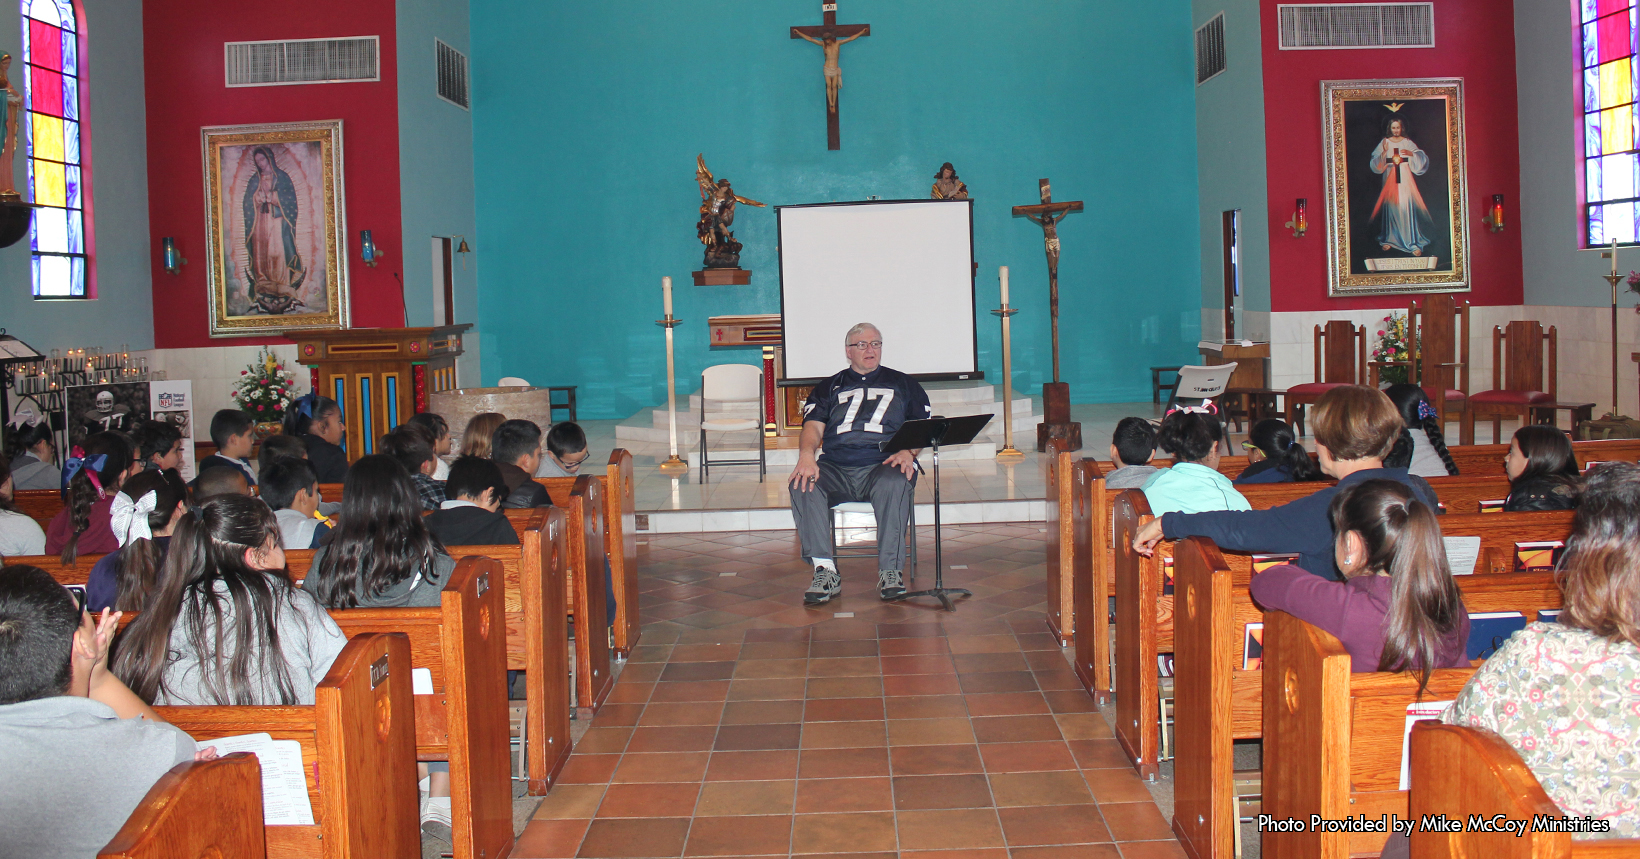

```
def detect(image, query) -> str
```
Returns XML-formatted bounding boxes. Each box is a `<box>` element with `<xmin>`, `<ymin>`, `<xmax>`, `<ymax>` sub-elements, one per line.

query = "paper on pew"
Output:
<box><xmin>196</xmin><ymin>732</ymin><xmax>315</xmax><ymax>825</ymax></box>
<box><xmin>412</xmin><ymin>667</ymin><xmax>434</xmax><ymax>695</ymax></box>
<box><xmin>1442</xmin><ymin>536</ymin><xmax>1481</xmax><ymax>576</ymax></box>
<box><xmin>1398</xmin><ymin>700</ymin><xmax>1455</xmax><ymax>790</ymax></box>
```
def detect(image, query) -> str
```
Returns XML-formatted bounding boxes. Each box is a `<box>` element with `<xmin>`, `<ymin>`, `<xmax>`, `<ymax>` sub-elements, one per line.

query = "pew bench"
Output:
<box><xmin>98</xmin><ymin>753</ymin><xmax>267</xmax><ymax>859</ymax></box>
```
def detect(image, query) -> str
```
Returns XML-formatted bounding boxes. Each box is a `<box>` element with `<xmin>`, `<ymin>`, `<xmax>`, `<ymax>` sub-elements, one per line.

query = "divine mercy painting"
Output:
<box><xmin>203</xmin><ymin>120</ymin><xmax>349</xmax><ymax>335</ymax></box>
<box><xmin>1322</xmin><ymin>78</ymin><xmax>1471</xmax><ymax>297</ymax></box>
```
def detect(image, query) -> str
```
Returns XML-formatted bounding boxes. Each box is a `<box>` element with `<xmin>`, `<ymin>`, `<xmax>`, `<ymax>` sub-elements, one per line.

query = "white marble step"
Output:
<box><xmin>685</xmin><ymin>441</ymin><xmax>999</xmax><ymax>469</ymax></box>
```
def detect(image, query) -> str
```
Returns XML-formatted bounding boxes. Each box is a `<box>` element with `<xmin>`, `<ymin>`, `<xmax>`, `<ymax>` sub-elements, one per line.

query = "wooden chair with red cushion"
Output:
<box><xmin>1462</xmin><ymin>321</ymin><xmax>1557</xmax><ymax>445</ymax></box>
<box><xmin>1284</xmin><ymin>320</ymin><xmax>1365</xmax><ymax>435</ymax></box>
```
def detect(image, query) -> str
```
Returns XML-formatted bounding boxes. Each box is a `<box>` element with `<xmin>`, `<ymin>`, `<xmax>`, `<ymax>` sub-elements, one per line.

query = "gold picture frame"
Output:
<box><xmin>202</xmin><ymin>120</ymin><xmax>349</xmax><ymax>336</ymax></box>
<box><xmin>1322</xmin><ymin>78</ymin><xmax>1470</xmax><ymax>296</ymax></box>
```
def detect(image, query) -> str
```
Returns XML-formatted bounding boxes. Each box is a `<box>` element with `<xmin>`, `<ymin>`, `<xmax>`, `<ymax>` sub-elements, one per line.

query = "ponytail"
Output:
<box><xmin>1330</xmin><ymin>479</ymin><xmax>1466</xmax><ymax>696</ymax></box>
<box><xmin>284</xmin><ymin>392</ymin><xmax>340</xmax><ymax>438</ymax></box>
<box><xmin>59</xmin><ymin>431</ymin><xmax>133</xmax><ymax>565</ymax></box>
<box><xmin>1248</xmin><ymin>419</ymin><xmax>1322</xmax><ymax>482</ymax></box>
<box><xmin>110</xmin><ymin>468</ymin><xmax>189</xmax><ymax>612</ymax></box>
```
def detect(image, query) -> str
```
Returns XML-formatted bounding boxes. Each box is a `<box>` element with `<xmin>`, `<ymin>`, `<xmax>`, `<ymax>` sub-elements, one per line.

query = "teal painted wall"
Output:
<box><xmin>396</xmin><ymin>0</ymin><xmax>480</xmax><ymax>344</ymax></box>
<box><xmin>1192</xmin><ymin>0</ymin><xmax>1270</xmax><ymax>339</ymax></box>
<box><xmin>0</xmin><ymin>0</ymin><xmax>154</xmax><ymax>353</ymax></box>
<box><xmin>471</xmin><ymin>0</ymin><xmax>1202</xmax><ymax>419</ymax></box>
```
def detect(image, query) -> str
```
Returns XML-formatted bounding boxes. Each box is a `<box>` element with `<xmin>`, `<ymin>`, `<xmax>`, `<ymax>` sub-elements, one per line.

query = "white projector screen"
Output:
<box><xmin>777</xmin><ymin>200</ymin><xmax>978</xmax><ymax>382</ymax></box>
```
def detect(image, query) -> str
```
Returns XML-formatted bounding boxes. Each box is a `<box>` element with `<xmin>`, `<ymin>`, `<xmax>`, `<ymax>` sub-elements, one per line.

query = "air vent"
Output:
<box><xmin>1196</xmin><ymin>14</ymin><xmax>1227</xmax><ymax>85</ymax></box>
<box><xmin>1277</xmin><ymin>3</ymin><xmax>1434</xmax><ymax>49</ymax></box>
<box><xmin>224</xmin><ymin>36</ymin><xmax>380</xmax><ymax>87</ymax></box>
<box><xmin>435</xmin><ymin>39</ymin><xmax>470</xmax><ymax>109</ymax></box>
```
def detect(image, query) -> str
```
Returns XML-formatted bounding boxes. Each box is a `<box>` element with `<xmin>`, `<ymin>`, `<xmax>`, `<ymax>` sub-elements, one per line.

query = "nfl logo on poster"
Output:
<box><xmin>158</xmin><ymin>392</ymin><xmax>187</xmax><ymax>409</ymax></box>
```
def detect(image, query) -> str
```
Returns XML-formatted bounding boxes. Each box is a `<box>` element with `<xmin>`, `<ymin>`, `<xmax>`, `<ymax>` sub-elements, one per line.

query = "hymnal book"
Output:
<box><xmin>1466</xmin><ymin>611</ymin><xmax>1527</xmax><ymax>660</ymax></box>
<box><xmin>1478</xmin><ymin>499</ymin><xmax>1506</xmax><ymax>514</ymax></box>
<box><xmin>1162</xmin><ymin>557</ymin><xmax>1174</xmax><ymax>596</ymax></box>
<box><xmin>1442</xmin><ymin>536</ymin><xmax>1481</xmax><ymax>576</ymax></box>
<box><xmin>1398</xmin><ymin>700</ymin><xmax>1455</xmax><ymax>789</ymax></box>
<box><xmin>198</xmin><ymin>732</ymin><xmax>314</xmax><ymax>825</ymax></box>
<box><xmin>1251</xmin><ymin>553</ymin><xmax>1300</xmax><ymax>574</ymax></box>
<box><xmin>1537</xmin><ymin>609</ymin><xmax>1562</xmax><ymax>623</ymax></box>
<box><xmin>1242</xmin><ymin>623</ymin><xmax>1265</xmax><ymax>670</ymax></box>
<box><xmin>412</xmin><ymin>667</ymin><xmax>434</xmax><ymax>695</ymax></box>
<box><xmin>1196</xmin><ymin>338</ymin><xmax>1259</xmax><ymax>350</ymax></box>
<box><xmin>1583</xmin><ymin>460</ymin><xmax>1605</xmax><ymax>472</ymax></box>
<box><xmin>1514</xmin><ymin>541</ymin><xmax>1565</xmax><ymax>572</ymax></box>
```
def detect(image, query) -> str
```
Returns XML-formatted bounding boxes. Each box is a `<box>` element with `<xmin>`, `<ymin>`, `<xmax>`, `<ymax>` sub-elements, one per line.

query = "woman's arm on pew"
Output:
<box><xmin>80</xmin><ymin>609</ymin><xmax>166</xmax><ymax>723</ymax></box>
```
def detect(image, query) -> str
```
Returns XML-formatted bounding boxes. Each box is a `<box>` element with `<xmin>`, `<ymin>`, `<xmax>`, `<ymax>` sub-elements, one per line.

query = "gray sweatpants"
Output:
<box><xmin>790</xmin><ymin>459</ymin><xmax>916</xmax><ymax>572</ymax></box>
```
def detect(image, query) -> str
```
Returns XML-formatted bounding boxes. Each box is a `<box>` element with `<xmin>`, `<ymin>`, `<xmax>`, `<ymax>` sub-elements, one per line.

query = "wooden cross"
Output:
<box><xmin>791</xmin><ymin>2</ymin><xmax>870</xmax><ymax>151</ymax></box>
<box><xmin>1012</xmin><ymin>179</ymin><xmax>1084</xmax><ymax>384</ymax></box>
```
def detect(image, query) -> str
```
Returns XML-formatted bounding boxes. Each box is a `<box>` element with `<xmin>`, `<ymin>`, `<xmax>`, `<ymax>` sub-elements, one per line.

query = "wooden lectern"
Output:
<box><xmin>285</xmin><ymin>325</ymin><xmax>472</xmax><ymax>461</ymax></box>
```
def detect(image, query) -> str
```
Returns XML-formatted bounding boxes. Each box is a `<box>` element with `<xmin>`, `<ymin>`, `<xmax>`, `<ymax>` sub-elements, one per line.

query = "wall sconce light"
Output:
<box><xmin>1482</xmin><ymin>194</ymin><xmax>1506</xmax><ymax>233</ymax></box>
<box><xmin>360</xmin><ymin>230</ymin><xmax>385</xmax><ymax>268</ymax></box>
<box><xmin>161</xmin><ymin>237</ymin><xmax>187</xmax><ymax>275</ymax></box>
<box><xmin>452</xmin><ymin>235</ymin><xmax>472</xmax><ymax>269</ymax></box>
<box><xmin>1284</xmin><ymin>198</ymin><xmax>1307</xmax><ymax>238</ymax></box>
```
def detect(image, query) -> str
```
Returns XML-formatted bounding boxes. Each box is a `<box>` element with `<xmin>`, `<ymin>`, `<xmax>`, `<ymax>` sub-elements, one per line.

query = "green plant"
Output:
<box><xmin>233</xmin><ymin>347</ymin><xmax>297</xmax><ymax>424</ymax></box>
<box><xmin>1371</xmin><ymin>312</ymin><xmax>1414</xmax><ymax>386</ymax></box>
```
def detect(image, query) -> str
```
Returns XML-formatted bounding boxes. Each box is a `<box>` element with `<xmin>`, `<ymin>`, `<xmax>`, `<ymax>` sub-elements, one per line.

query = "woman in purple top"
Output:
<box><xmin>1250</xmin><ymin>479</ymin><xmax>1470</xmax><ymax>690</ymax></box>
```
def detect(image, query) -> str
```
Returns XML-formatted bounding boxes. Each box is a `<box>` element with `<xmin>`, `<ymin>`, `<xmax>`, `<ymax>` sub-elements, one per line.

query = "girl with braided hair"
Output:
<box><xmin>1384</xmin><ymin>383</ymin><xmax>1459</xmax><ymax>477</ymax></box>
<box><xmin>44</xmin><ymin>431</ymin><xmax>140</xmax><ymax>564</ymax></box>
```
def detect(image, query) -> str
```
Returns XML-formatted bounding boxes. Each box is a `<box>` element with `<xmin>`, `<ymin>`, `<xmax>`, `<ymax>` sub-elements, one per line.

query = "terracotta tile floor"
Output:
<box><xmin>514</xmin><ymin>525</ymin><xmax>1184</xmax><ymax>858</ymax></box>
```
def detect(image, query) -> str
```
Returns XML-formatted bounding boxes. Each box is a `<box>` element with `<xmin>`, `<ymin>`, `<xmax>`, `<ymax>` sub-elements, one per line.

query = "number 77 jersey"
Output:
<box><xmin>802</xmin><ymin>365</ymin><xmax>933</xmax><ymax>468</ymax></box>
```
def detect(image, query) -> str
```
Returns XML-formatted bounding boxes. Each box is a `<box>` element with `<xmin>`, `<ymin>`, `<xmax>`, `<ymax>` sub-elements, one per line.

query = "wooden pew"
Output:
<box><xmin>153</xmin><ymin>632</ymin><xmax>419</xmax><ymax>859</ymax></box>
<box><xmin>1043</xmin><ymin>439</ymin><xmax>1075</xmax><ymax>646</ymax></box>
<box><xmin>1070</xmin><ymin>460</ymin><xmax>1104</xmax><ymax>703</ymax></box>
<box><xmin>1408</xmin><ymin>722</ymin><xmax>1640</xmax><ymax>858</ymax></box>
<box><xmin>1260</xmin><ymin>603</ymin><xmax>1566</xmax><ymax>859</ymax></box>
<box><xmin>11</xmin><ymin>487</ymin><xmax>60</xmax><ymax>528</ymax></box>
<box><xmin>98</xmin><ymin>753</ymin><xmax>266</xmax><ymax>859</ymax></box>
<box><xmin>1171</xmin><ymin>516</ymin><xmax>1573</xmax><ymax>859</ymax></box>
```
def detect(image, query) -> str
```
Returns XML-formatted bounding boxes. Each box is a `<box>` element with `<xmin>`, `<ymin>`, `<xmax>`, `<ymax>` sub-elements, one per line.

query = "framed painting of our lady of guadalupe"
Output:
<box><xmin>1322</xmin><ymin>78</ymin><xmax>1471</xmax><ymax>297</ymax></box>
<box><xmin>203</xmin><ymin>119</ymin><xmax>349</xmax><ymax>335</ymax></box>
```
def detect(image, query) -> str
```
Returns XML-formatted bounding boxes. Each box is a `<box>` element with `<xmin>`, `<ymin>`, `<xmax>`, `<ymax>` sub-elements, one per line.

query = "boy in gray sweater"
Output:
<box><xmin>1105</xmin><ymin>416</ymin><xmax>1160</xmax><ymax>489</ymax></box>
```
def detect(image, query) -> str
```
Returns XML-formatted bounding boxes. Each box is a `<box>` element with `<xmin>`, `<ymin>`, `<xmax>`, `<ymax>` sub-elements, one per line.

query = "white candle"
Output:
<box><xmin>662</xmin><ymin>275</ymin><xmax>673</xmax><ymax>318</ymax></box>
<box><xmin>999</xmin><ymin>266</ymin><xmax>1010</xmax><ymax>307</ymax></box>
<box><xmin>1613</xmin><ymin>239</ymin><xmax>1619</xmax><ymax>276</ymax></box>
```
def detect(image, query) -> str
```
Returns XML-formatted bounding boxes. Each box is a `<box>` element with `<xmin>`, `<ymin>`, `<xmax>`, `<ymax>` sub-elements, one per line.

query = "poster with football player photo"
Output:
<box><xmin>150</xmin><ymin>380</ymin><xmax>196</xmax><ymax>482</ymax></box>
<box><xmin>63</xmin><ymin>382</ymin><xmax>150</xmax><ymax>446</ymax></box>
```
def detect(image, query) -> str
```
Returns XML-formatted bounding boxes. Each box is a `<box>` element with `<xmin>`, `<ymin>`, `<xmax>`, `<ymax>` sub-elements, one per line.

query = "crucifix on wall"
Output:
<box><xmin>791</xmin><ymin>2</ymin><xmax>870</xmax><ymax>150</ymax></box>
<box><xmin>1013</xmin><ymin>178</ymin><xmax>1085</xmax><ymax>451</ymax></box>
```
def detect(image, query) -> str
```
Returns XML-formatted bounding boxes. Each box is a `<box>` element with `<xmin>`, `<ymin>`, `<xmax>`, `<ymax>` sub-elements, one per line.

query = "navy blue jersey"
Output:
<box><xmin>803</xmin><ymin>366</ymin><xmax>932</xmax><ymax>468</ymax></box>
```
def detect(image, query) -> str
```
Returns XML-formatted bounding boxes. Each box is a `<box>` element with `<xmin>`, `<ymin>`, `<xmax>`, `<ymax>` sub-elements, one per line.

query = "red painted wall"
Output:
<box><xmin>1261</xmin><ymin>0</ymin><xmax>1523</xmax><ymax>311</ymax></box>
<box><xmin>142</xmin><ymin>0</ymin><xmax>403</xmax><ymax>348</ymax></box>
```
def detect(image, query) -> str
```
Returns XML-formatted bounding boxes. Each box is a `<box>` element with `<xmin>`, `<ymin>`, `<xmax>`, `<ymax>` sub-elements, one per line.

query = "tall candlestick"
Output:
<box><xmin>993</xmin><ymin>267</ymin><xmax>1023</xmax><ymax>460</ymax></box>
<box><xmin>999</xmin><ymin>265</ymin><xmax>1010</xmax><ymax>307</ymax></box>
<box><xmin>662</xmin><ymin>275</ymin><xmax>673</xmax><ymax>317</ymax></box>
<box><xmin>657</xmin><ymin>284</ymin><xmax>687</xmax><ymax>474</ymax></box>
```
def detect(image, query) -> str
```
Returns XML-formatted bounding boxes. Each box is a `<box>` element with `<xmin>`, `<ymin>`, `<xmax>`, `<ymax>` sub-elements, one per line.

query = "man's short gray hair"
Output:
<box><xmin>844</xmin><ymin>323</ymin><xmax>881</xmax><ymax>345</ymax></box>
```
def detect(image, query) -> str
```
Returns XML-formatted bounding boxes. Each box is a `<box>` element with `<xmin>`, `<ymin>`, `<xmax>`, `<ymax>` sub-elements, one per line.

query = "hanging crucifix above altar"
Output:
<box><xmin>1013</xmin><ymin>178</ymin><xmax>1085</xmax><ymax>451</ymax></box>
<box><xmin>791</xmin><ymin>2</ymin><xmax>870</xmax><ymax>150</ymax></box>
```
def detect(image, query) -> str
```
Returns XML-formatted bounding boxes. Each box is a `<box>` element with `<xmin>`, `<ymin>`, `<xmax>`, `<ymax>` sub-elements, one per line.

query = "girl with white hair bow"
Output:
<box><xmin>84</xmin><ymin>469</ymin><xmax>188</xmax><ymax>612</ymax></box>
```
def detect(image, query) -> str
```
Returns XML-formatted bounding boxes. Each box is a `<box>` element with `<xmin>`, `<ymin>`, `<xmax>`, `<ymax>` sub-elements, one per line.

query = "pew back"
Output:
<box><xmin>155</xmin><ymin>632</ymin><xmax>419</xmax><ymax>859</ymax></box>
<box><xmin>1043</xmin><ymin>439</ymin><xmax>1074</xmax><ymax>646</ymax></box>
<box><xmin>98</xmin><ymin>753</ymin><xmax>266</xmax><ymax>859</ymax></box>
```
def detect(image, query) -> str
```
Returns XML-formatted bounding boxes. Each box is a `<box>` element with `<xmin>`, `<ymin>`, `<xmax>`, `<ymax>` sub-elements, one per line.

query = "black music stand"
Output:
<box><xmin>882</xmin><ymin>414</ymin><xmax>992</xmax><ymax>612</ymax></box>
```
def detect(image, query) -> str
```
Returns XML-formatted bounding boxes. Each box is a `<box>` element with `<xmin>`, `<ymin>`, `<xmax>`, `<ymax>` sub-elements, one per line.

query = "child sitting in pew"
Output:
<box><xmin>302</xmin><ymin>454</ymin><xmax>453</xmax><ymax>608</ymax></box>
<box><xmin>47</xmin><ymin>431</ymin><xmax>141</xmax><ymax>564</ymax></box>
<box><xmin>407</xmin><ymin>412</ymin><xmax>453</xmax><ymax>480</ymax></box>
<box><xmin>190</xmin><ymin>463</ymin><xmax>252</xmax><ymax>503</ymax></box>
<box><xmin>0</xmin><ymin>458</ymin><xmax>47</xmax><ymax>557</ymax></box>
<box><xmin>1234</xmin><ymin>418</ymin><xmax>1323</xmax><ymax>484</ymax></box>
<box><xmin>0</xmin><ymin>564</ymin><xmax>214</xmax><ymax>859</ymax></box>
<box><xmin>113</xmin><ymin>495</ymin><xmax>347</xmax><ymax>706</ymax></box>
<box><xmin>283</xmin><ymin>393</ymin><xmax>349</xmax><ymax>483</ymax></box>
<box><xmin>1140</xmin><ymin>406</ymin><xmax>1250</xmax><ymax>515</ymax></box>
<box><xmin>194</xmin><ymin>409</ymin><xmax>258</xmax><ymax>489</ymax></box>
<box><xmin>458</xmin><ymin>411</ymin><xmax>506</xmax><ymax>459</ymax></box>
<box><xmin>492</xmin><ymin>420</ymin><xmax>555</xmax><ymax>508</ymax></box>
<box><xmin>1440</xmin><ymin>462</ymin><xmax>1640</xmax><ymax>840</ymax></box>
<box><xmin>255</xmin><ymin>432</ymin><xmax>307</xmax><ymax>482</ymax></box>
<box><xmin>1105</xmin><ymin>417</ymin><xmax>1160</xmax><ymax>489</ymax></box>
<box><xmin>1249</xmin><ymin>479</ymin><xmax>1470</xmax><ymax>684</ymax></box>
<box><xmin>535</xmin><ymin>421</ymin><xmax>593</xmax><ymax>478</ymax></box>
<box><xmin>262</xmin><ymin>458</ymin><xmax>331</xmax><ymax>550</ymax></box>
<box><xmin>426</xmin><ymin>456</ymin><xmax>519</xmax><ymax>546</ymax></box>
<box><xmin>1385</xmin><ymin>384</ymin><xmax>1460</xmax><ymax>477</ymax></box>
<box><xmin>1502</xmin><ymin>425</ymin><xmax>1580</xmax><ymax>512</ymax></box>
<box><xmin>1134</xmin><ymin>386</ymin><xmax>1439</xmax><ymax>581</ymax></box>
<box><xmin>381</xmin><ymin>424</ymin><xmax>445</xmax><ymax>510</ymax></box>
<box><xmin>86</xmin><ymin>468</ymin><xmax>189</xmax><ymax>612</ymax></box>
<box><xmin>5</xmin><ymin>415</ymin><xmax>60</xmax><ymax>491</ymax></box>
<box><xmin>131</xmin><ymin>419</ymin><xmax>184</xmax><ymax>473</ymax></box>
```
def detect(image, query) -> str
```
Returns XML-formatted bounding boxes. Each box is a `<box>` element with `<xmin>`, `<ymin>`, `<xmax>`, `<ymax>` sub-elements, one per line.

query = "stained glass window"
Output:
<box><xmin>1582</xmin><ymin>0</ymin><xmax>1640</xmax><ymax>246</ymax></box>
<box><xmin>21</xmin><ymin>0</ymin><xmax>87</xmax><ymax>298</ymax></box>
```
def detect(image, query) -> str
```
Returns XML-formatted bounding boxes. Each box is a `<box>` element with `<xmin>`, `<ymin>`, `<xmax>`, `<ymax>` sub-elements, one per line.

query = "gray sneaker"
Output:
<box><xmin>804</xmin><ymin>566</ymin><xmax>842</xmax><ymax>605</ymax></box>
<box><xmin>878</xmin><ymin>570</ymin><xmax>905</xmax><ymax>600</ymax></box>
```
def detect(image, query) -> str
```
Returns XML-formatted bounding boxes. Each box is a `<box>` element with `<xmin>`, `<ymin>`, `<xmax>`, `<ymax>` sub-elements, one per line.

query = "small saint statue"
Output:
<box><xmin>931</xmin><ymin>163</ymin><xmax>968</xmax><ymax>200</ymax></box>
<box><xmin>0</xmin><ymin>53</ymin><xmax>22</xmax><ymax>200</ymax></box>
<box><xmin>695</xmin><ymin>154</ymin><xmax>766</xmax><ymax>269</ymax></box>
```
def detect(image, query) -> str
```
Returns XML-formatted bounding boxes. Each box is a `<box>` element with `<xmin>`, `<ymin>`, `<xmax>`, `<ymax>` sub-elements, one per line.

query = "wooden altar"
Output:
<box><xmin>285</xmin><ymin>325</ymin><xmax>472</xmax><ymax>460</ymax></box>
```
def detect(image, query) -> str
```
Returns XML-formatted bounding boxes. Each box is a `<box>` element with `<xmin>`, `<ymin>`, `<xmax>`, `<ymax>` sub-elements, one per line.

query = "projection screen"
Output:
<box><xmin>777</xmin><ymin>199</ymin><xmax>978</xmax><ymax>382</ymax></box>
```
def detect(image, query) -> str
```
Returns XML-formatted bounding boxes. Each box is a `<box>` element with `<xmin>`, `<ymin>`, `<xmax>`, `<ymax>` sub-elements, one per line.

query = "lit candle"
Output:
<box><xmin>662</xmin><ymin>275</ymin><xmax>673</xmax><ymax>318</ymax></box>
<box><xmin>999</xmin><ymin>266</ymin><xmax>1010</xmax><ymax>308</ymax></box>
<box><xmin>1613</xmin><ymin>239</ymin><xmax>1620</xmax><ymax>276</ymax></box>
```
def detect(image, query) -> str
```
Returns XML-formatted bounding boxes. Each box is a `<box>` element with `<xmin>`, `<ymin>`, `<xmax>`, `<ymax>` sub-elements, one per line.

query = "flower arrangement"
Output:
<box><xmin>1626</xmin><ymin>271</ymin><xmax>1640</xmax><ymax>312</ymax></box>
<box><xmin>1371</xmin><ymin>312</ymin><xmax>1414</xmax><ymax>386</ymax></box>
<box><xmin>232</xmin><ymin>347</ymin><xmax>298</xmax><ymax>424</ymax></box>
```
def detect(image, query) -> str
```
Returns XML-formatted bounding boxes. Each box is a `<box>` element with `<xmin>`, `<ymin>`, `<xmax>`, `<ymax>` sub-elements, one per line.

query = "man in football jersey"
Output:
<box><xmin>789</xmin><ymin>323</ymin><xmax>931</xmax><ymax>604</ymax></box>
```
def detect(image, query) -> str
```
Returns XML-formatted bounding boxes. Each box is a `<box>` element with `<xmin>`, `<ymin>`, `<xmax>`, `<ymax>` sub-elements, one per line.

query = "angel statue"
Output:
<box><xmin>695</xmin><ymin>154</ymin><xmax>765</xmax><ymax>269</ymax></box>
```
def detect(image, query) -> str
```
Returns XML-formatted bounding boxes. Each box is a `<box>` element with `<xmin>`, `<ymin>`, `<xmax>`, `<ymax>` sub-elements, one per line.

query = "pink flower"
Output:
<box><xmin>241</xmin><ymin>370</ymin><xmax>248</xmax><ymax>375</ymax></box>
<box><xmin>1377</xmin><ymin>330</ymin><xmax>1385</xmax><ymax>336</ymax></box>
<box><xmin>256</xmin><ymin>404</ymin><xmax>264</xmax><ymax>411</ymax></box>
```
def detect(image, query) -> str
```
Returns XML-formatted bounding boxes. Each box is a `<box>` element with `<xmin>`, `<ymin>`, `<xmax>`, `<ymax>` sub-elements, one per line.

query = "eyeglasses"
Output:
<box><xmin>557</xmin><ymin>451</ymin><xmax>591</xmax><ymax>471</ymax></box>
<box><xmin>847</xmin><ymin>340</ymin><xmax>883</xmax><ymax>350</ymax></box>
